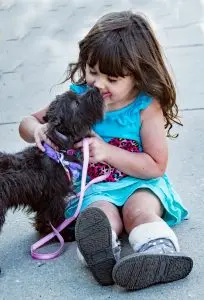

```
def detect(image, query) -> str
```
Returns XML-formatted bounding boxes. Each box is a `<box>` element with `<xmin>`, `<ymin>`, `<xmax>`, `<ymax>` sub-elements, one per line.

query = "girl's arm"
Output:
<box><xmin>19</xmin><ymin>106</ymin><xmax>52</xmax><ymax>151</ymax></box>
<box><xmin>104</xmin><ymin>99</ymin><xmax>168</xmax><ymax>179</ymax></box>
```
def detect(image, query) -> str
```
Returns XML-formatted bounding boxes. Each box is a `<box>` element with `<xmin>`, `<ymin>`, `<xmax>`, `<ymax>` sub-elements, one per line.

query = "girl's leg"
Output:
<box><xmin>112</xmin><ymin>189</ymin><xmax>193</xmax><ymax>290</ymax></box>
<box><xmin>89</xmin><ymin>200</ymin><xmax>123</xmax><ymax>235</ymax></box>
<box><xmin>75</xmin><ymin>200</ymin><xmax>123</xmax><ymax>286</ymax></box>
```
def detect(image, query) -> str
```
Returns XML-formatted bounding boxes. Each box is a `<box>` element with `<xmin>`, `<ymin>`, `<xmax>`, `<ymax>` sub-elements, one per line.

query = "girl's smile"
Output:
<box><xmin>102</xmin><ymin>92</ymin><xmax>112</xmax><ymax>100</ymax></box>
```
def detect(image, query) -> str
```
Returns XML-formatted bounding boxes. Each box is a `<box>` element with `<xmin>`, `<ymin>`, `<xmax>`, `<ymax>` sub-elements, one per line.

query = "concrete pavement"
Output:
<box><xmin>0</xmin><ymin>0</ymin><xmax>204</xmax><ymax>299</ymax></box>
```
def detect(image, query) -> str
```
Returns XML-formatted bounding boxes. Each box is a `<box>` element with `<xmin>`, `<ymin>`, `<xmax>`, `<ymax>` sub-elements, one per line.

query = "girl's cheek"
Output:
<box><xmin>85</xmin><ymin>74</ymin><xmax>94</xmax><ymax>86</ymax></box>
<box><xmin>86</xmin><ymin>79</ymin><xmax>95</xmax><ymax>87</ymax></box>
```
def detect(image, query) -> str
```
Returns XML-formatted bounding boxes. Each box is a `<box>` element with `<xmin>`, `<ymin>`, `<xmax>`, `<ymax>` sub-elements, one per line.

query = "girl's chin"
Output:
<box><xmin>104</xmin><ymin>98</ymin><xmax>113</xmax><ymax>107</ymax></box>
<box><xmin>103</xmin><ymin>97</ymin><xmax>110</xmax><ymax>102</ymax></box>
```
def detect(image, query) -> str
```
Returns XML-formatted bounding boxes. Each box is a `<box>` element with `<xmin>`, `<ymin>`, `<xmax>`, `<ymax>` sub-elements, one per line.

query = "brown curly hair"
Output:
<box><xmin>64</xmin><ymin>11</ymin><xmax>182</xmax><ymax>136</ymax></box>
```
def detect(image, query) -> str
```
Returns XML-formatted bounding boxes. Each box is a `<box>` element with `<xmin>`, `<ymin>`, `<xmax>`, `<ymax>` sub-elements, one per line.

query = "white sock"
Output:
<box><xmin>111</xmin><ymin>230</ymin><xmax>121</xmax><ymax>262</ymax></box>
<box><xmin>129</xmin><ymin>221</ymin><xmax>180</xmax><ymax>252</ymax></box>
<box><xmin>77</xmin><ymin>247</ymin><xmax>87</xmax><ymax>266</ymax></box>
<box><xmin>112</xmin><ymin>230</ymin><xmax>120</xmax><ymax>248</ymax></box>
<box><xmin>77</xmin><ymin>230</ymin><xmax>120</xmax><ymax>266</ymax></box>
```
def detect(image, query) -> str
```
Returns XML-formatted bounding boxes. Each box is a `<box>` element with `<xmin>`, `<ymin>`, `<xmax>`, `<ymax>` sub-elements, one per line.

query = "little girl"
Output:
<box><xmin>19</xmin><ymin>11</ymin><xmax>193</xmax><ymax>290</ymax></box>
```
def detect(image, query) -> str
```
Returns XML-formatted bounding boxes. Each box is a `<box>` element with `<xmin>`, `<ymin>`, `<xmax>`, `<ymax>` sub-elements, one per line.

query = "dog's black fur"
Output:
<box><xmin>0</xmin><ymin>88</ymin><xmax>104</xmax><ymax>244</ymax></box>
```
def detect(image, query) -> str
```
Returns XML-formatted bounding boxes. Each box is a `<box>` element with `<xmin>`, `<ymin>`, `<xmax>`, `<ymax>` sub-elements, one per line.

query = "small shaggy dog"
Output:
<box><xmin>0</xmin><ymin>88</ymin><xmax>104</xmax><ymax>245</ymax></box>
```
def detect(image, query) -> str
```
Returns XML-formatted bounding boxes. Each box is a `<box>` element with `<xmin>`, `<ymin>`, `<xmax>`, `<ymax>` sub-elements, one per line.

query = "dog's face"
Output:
<box><xmin>44</xmin><ymin>88</ymin><xmax>104</xmax><ymax>150</ymax></box>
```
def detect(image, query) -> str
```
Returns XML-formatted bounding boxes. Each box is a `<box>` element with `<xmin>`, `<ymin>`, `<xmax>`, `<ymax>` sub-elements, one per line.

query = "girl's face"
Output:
<box><xmin>85</xmin><ymin>64</ymin><xmax>138</xmax><ymax>111</ymax></box>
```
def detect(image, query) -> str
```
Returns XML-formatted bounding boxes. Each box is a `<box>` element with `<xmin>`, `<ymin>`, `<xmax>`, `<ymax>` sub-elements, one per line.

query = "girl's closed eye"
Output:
<box><xmin>90</xmin><ymin>69</ymin><xmax>97</xmax><ymax>75</ymax></box>
<box><xmin>108</xmin><ymin>77</ymin><xmax>118</xmax><ymax>83</ymax></box>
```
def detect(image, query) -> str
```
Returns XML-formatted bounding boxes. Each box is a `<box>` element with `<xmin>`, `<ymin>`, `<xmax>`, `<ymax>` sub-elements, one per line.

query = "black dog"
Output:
<box><xmin>0</xmin><ymin>88</ymin><xmax>104</xmax><ymax>246</ymax></box>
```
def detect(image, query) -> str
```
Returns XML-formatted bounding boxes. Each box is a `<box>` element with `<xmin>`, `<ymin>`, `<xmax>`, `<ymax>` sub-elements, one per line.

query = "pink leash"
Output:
<box><xmin>31</xmin><ymin>138</ymin><xmax>110</xmax><ymax>260</ymax></box>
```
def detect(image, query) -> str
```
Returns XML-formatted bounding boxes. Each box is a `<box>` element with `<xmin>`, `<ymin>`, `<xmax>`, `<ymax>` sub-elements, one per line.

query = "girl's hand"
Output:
<box><xmin>34</xmin><ymin>123</ymin><xmax>57</xmax><ymax>152</ymax></box>
<box><xmin>74</xmin><ymin>136</ymin><xmax>109</xmax><ymax>163</ymax></box>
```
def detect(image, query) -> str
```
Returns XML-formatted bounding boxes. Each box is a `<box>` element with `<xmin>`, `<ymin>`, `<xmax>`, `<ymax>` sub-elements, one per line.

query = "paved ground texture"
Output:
<box><xmin>0</xmin><ymin>0</ymin><xmax>204</xmax><ymax>299</ymax></box>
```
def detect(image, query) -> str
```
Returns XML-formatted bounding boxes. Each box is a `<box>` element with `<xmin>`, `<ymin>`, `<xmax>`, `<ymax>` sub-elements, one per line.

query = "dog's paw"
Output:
<box><xmin>34</xmin><ymin>218</ymin><xmax>76</xmax><ymax>242</ymax></box>
<box><xmin>34</xmin><ymin>219</ymin><xmax>51</xmax><ymax>234</ymax></box>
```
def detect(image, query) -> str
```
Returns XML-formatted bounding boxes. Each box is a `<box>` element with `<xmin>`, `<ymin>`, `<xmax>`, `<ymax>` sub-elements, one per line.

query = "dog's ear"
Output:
<box><xmin>45</xmin><ymin>91</ymin><xmax>80</xmax><ymax>148</ymax></box>
<box><xmin>44</xmin><ymin>91</ymin><xmax>77</xmax><ymax>124</ymax></box>
<box><xmin>43</xmin><ymin>99</ymin><xmax>60</xmax><ymax>124</ymax></box>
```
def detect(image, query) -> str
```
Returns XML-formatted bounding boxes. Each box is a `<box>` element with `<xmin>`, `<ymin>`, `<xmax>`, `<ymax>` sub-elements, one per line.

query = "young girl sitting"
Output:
<box><xmin>19</xmin><ymin>11</ymin><xmax>193</xmax><ymax>291</ymax></box>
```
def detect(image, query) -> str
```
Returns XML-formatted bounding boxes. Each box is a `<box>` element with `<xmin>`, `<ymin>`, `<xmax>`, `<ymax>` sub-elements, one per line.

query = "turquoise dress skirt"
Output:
<box><xmin>65</xmin><ymin>85</ymin><xmax>189</xmax><ymax>227</ymax></box>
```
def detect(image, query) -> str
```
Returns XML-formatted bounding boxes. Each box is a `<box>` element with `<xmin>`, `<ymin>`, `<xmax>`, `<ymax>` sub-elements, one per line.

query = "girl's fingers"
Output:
<box><xmin>89</xmin><ymin>148</ymin><xmax>95</xmax><ymax>156</ymax></box>
<box><xmin>35</xmin><ymin>135</ymin><xmax>45</xmax><ymax>152</ymax></box>
<box><xmin>44</xmin><ymin>137</ymin><xmax>58</xmax><ymax>151</ymax></box>
<box><xmin>34</xmin><ymin>125</ymin><xmax>45</xmax><ymax>151</ymax></box>
<box><xmin>33</xmin><ymin>123</ymin><xmax>60</xmax><ymax>152</ymax></box>
<box><xmin>89</xmin><ymin>156</ymin><xmax>98</xmax><ymax>164</ymax></box>
<box><xmin>88</xmin><ymin>157</ymin><xmax>95</xmax><ymax>163</ymax></box>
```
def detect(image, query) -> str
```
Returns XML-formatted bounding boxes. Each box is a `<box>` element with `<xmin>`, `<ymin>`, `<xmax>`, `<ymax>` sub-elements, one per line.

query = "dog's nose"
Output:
<box><xmin>89</xmin><ymin>86</ymin><xmax>100</xmax><ymax>94</ymax></box>
<box><xmin>88</xmin><ymin>87</ymin><xmax>102</xmax><ymax>99</ymax></box>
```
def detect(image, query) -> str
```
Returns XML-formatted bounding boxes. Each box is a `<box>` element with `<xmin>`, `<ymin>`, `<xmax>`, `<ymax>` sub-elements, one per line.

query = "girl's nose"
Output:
<box><xmin>93</xmin><ymin>77</ymin><xmax>106</xmax><ymax>90</ymax></box>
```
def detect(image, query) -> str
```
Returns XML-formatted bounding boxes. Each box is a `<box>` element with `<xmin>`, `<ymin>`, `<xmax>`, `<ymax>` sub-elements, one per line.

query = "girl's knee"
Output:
<box><xmin>122</xmin><ymin>189</ymin><xmax>164</xmax><ymax>231</ymax></box>
<box><xmin>123</xmin><ymin>207</ymin><xmax>163</xmax><ymax>233</ymax></box>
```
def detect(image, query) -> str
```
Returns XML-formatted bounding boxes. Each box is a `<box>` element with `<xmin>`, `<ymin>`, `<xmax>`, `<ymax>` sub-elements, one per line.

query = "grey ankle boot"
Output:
<box><xmin>112</xmin><ymin>222</ymin><xmax>193</xmax><ymax>290</ymax></box>
<box><xmin>113</xmin><ymin>237</ymin><xmax>193</xmax><ymax>290</ymax></box>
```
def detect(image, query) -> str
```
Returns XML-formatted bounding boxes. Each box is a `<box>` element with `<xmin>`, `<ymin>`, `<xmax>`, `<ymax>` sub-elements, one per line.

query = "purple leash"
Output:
<box><xmin>31</xmin><ymin>138</ymin><xmax>110</xmax><ymax>260</ymax></box>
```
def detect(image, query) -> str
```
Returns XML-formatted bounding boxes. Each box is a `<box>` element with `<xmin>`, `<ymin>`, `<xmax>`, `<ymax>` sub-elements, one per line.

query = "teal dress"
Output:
<box><xmin>65</xmin><ymin>84</ymin><xmax>188</xmax><ymax>227</ymax></box>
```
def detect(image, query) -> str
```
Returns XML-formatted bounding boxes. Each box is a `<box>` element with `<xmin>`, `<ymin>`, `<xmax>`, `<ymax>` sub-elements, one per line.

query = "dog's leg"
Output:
<box><xmin>34</xmin><ymin>196</ymin><xmax>76</xmax><ymax>242</ymax></box>
<box><xmin>33</xmin><ymin>212</ymin><xmax>51</xmax><ymax>235</ymax></box>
